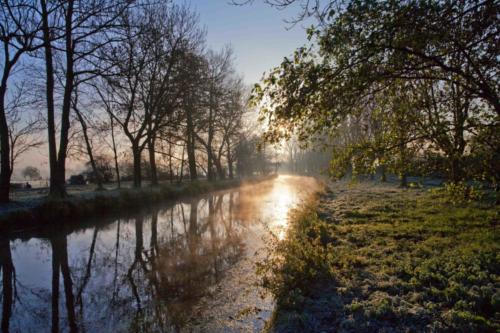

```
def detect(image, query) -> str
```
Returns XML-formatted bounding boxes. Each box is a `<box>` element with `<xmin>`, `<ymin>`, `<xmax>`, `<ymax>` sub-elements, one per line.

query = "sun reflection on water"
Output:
<box><xmin>254</xmin><ymin>174</ymin><xmax>319</xmax><ymax>240</ymax></box>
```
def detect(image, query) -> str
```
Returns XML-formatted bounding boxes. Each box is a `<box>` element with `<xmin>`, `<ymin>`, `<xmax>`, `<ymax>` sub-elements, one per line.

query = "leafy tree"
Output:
<box><xmin>253</xmin><ymin>0</ymin><xmax>499</xmax><ymax>112</ymax></box>
<box><xmin>251</xmin><ymin>0</ymin><xmax>499</xmax><ymax>184</ymax></box>
<box><xmin>22</xmin><ymin>166</ymin><xmax>41</xmax><ymax>181</ymax></box>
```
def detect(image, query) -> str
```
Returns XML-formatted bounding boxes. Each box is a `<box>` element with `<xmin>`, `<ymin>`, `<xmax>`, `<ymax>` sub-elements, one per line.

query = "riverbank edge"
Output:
<box><xmin>1</xmin><ymin>175</ymin><xmax>277</xmax><ymax>230</ymax></box>
<box><xmin>261</xmin><ymin>181</ymin><xmax>499</xmax><ymax>332</ymax></box>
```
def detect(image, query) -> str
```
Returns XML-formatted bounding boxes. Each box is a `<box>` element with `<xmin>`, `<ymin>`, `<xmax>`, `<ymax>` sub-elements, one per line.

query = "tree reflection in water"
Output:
<box><xmin>0</xmin><ymin>190</ymin><xmax>246</xmax><ymax>332</ymax></box>
<box><xmin>50</xmin><ymin>233</ymin><xmax>78</xmax><ymax>333</ymax></box>
<box><xmin>0</xmin><ymin>237</ymin><xmax>13</xmax><ymax>333</ymax></box>
<box><xmin>0</xmin><ymin>176</ymin><xmax>317</xmax><ymax>332</ymax></box>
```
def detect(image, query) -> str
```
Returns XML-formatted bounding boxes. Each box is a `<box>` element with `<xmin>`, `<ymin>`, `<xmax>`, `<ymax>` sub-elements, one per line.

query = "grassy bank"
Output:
<box><xmin>260</xmin><ymin>182</ymin><xmax>499</xmax><ymax>332</ymax></box>
<box><xmin>1</xmin><ymin>175</ymin><xmax>277</xmax><ymax>230</ymax></box>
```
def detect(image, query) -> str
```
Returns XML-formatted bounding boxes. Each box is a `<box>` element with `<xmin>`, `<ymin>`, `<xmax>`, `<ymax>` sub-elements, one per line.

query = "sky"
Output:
<box><xmin>188</xmin><ymin>0</ymin><xmax>310</xmax><ymax>84</ymax></box>
<box><xmin>14</xmin><ymin>0</ymin><xmax>311</xmax><ymax>180</ymax></box>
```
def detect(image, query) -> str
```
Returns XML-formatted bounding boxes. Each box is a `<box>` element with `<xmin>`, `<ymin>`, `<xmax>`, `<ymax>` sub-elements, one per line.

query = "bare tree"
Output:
<box><xmin>72</xmin><ymin>88</ymin><xmax>105</xmax><ymax>190</ymax></box>
<box><xmin>94</xmin><ymin>86</ymin><xmax>122</xmax><ymax>188</ymax></box>
<box><xmin>0</xmin><ymin>0</ymin><xmax>42</xmax><ymax>202</ymax></box>
<box><xmin>216</xmin><ymin>76</ymin><xmax>247</xmax><ymax>179</ymax></box>
<box><xmin>143</xmin><ymin>4</ymin><xmax>204</xmax><ymax>186</ymax></box>
<box><xmin>177</xmin><ymin>52</ymin><xmax>206</xmax><ymax>180</ymax></box>
<box><xmin>6</xmin><ymin>84</ymin><xmax>44</xmax><ymax>179</ymax></box>
<box><xmin>195</xmin><ymin>47</ymin><xmax>234</xmax><ymax>181</ymax></box>
<box><xmin>39</xmin><ymin>0</ymin><xmax>133</xmax><ymax>198</ymax></box>
<box><xmin>100</xmin><ymin>2</ymin><xmax>203</xmax><ymax>188</ymax></box>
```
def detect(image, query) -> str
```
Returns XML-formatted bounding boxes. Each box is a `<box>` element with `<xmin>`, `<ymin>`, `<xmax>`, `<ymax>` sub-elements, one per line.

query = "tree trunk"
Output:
<box><xmin>207</xmin><ymin>95</ymin><xmax>215</xmax><ymax>181</ymax></box>
<box><xmin>41</xmin><ymin>0</ymin><xmax>60</xmax><ymax>198</ymax></box>
<box><xmin>207</xmin><ymin>146</ymin><xmax>215</xmax><ymax>181</ymax></box>
<box><xmin>178</xmin><ymin>144</ymin><xmax>185</xmax><ymax>183</ymax></box>
<box><xmin>380</xmin><ymin>164</ymin><xmax>387</xmax><ymax>182</ymax></box>
<box><xmin>450</xmin><ymin>155</ymin><xmax>462</xmax><ymax>183</ymax></box>
<box><xmin>186</xmin><ymin>109</ymin><xmax>197</xmax><ymax>181</ymax></box>
<box><xmin>0</xmin><ymin>95</ymin><xmax>10</xmax><ymax>203</ymax></box>
<box><xmin>227</xmin><ymin>143</ymin><xmax>234</xmax><ymax>179</ymax></box>
<box><xmin>148</xmin><ymin>137</ymin><xmax>158</xmax><ymax>186</ymax></box>
<box><xmin>215</xmin><ymin>156</ymin><xmax>225</xmax><ymax>180</ymax></box>
<box><xmin>51</xmin><ymin>0</ymin><xmax>75</xmax><ymax>199</ymax></box>
<box><xmin>187</xmin><ymin>132</ymin><xmax>197</xmax><ymax>181</ymax></box>
<box><xmin>168</xmin><ymin>143</ymin><xmax>173</xmax><ymax>184</ymax></box>
<box><xmin>110</xmin><ymin>115</ymin><xmax>120</xmax><ymax>188</ymax></box>
<box><xmin>132</xmin><ymin>145</ymin><xmax>142</xmax><ymax>188</ymax></box>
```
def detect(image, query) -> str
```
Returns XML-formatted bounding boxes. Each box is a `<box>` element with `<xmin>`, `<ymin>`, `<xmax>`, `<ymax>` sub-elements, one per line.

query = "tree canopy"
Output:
<box><xmin>253</xmin><ymin>0</ymin><xmax>499</xmax><ymax>184</ymax></box>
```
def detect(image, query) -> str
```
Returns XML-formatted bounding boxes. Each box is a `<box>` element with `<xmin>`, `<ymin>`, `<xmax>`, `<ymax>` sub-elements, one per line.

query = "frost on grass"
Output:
<box><xmin>260</xmin><ymin>182</ymin><xmax>499</xmax><ymax>333</ymax></box>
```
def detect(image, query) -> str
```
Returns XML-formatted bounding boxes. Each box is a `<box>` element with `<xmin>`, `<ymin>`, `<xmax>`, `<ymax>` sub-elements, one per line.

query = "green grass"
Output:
<box><xmin>259</xmin><ymin>182</ymin><xmax>499</xmax><ymax>332</ymax></box>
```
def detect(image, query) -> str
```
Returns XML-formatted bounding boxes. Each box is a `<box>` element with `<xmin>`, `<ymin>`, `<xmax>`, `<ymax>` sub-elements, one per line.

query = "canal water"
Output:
<box><xmin>0</xmin><ymin>175</ymin><xmax>318</xmax><ymax>333</ymax></box>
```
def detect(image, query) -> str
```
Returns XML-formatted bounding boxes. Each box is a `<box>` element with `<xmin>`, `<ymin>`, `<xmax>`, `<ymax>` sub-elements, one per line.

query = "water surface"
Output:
<box><xmin>0</xmin><ymin>175</ymin><xmax>318</xmax><ymax>332</ymax></box>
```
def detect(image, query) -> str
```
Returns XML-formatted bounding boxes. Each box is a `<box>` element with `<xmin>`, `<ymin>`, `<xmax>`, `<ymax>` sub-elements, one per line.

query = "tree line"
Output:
<box><xmin>251</xmin><ymin>0</ymin><xmax>499</xmax><ymax>188</ymax></box>
<box><xmin>0</xmin><ymin>0</ymin><xmax>273</xmax><ymax>203</ymax></box>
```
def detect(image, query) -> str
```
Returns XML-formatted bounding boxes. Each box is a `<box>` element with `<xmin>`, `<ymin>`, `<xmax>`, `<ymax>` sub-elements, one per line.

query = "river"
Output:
<box><xmin>0</xmin><ymin>175</ymin><xmax>319</xmax><ymax>333</ymax></box>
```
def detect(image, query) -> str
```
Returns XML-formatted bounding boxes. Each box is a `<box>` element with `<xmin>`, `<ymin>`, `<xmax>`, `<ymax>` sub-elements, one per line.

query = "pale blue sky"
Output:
<box><xmin>187</xmin><ymin>1</ymin><xmax>310</xmax><ymax>84</ymax></box>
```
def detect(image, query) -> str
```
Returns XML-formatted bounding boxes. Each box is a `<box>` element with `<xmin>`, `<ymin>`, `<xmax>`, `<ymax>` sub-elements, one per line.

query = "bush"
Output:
<box><xmin>430</xmin><ymin>182</ymin><xmax>484</xmax><ymax>205</ymax></box>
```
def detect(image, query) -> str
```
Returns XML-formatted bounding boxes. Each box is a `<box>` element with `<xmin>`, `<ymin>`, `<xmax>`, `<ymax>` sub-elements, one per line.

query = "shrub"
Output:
<box><xmin>430</xmin><ymin>182</ymin><xmax>484</xmax><ymax>205</ymax></box>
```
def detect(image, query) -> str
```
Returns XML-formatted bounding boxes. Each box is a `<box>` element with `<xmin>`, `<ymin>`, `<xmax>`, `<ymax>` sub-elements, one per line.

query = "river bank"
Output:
<box><xmin>261</xmin><ymin>181</ymin><xmax>499</xmax><ymax>332</ymax></box>
<box><xmin>0</xmin><ymin>175</ymin><xmax>277</xmax><ymax>231</ymax></box>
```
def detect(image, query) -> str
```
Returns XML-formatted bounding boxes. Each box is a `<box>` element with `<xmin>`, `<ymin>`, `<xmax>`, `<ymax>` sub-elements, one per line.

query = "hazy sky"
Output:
<box><xmin>190</xmin><ymin>0</ymin><xmax>309</xmax><ymax>84</ymax></box>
